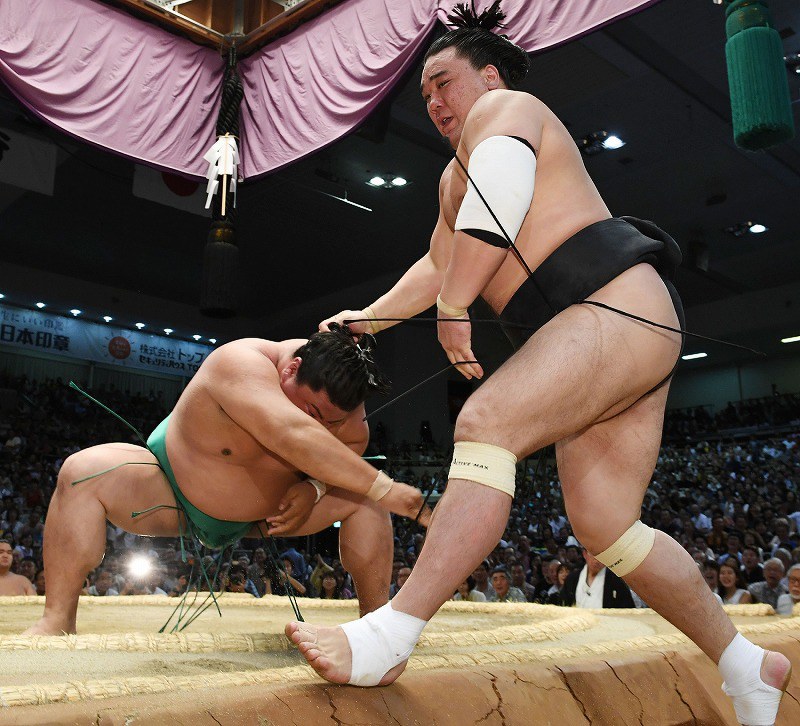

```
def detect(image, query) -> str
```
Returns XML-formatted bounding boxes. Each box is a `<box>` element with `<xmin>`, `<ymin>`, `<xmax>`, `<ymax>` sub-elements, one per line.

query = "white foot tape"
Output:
<box><xmin>340</xmin><ymin>602</ymin><xmax>426</xmax><ymax>687</ymax></box>
<box><xmin>719</xmin><ymin>634</ymin><xmax>785</xmax><ymax>726</ymax></box>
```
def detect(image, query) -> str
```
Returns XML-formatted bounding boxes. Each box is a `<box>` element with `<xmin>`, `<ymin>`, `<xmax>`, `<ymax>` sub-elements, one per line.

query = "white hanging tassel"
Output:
<box><xmin>203</xmin><ymin>133</ymin><xmax>239</xmax><ymax>215</ymax></box>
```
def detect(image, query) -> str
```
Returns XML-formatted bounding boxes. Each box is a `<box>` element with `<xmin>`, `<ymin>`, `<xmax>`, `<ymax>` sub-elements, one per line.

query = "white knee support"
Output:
<box><xmin>448</xmin><ymin>441</ymin><xmax>517</xmax><ymax>498</ymax></box>
<box><xmin>595</xmin><ymin>521</ymin><xmax>655</xmax><ymax>577</ymax></box>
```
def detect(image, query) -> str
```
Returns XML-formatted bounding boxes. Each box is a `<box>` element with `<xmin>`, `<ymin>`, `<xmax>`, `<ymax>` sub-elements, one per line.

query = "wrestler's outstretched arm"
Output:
<box><xmin>319</xmin><ymin>184</ymin><xmax>453</xmax><ymax>335</ymax></box>
<box><xmin>209</xmin><ymin>345</ymin><xmax>430</xmax><ymax>525</ymax></box>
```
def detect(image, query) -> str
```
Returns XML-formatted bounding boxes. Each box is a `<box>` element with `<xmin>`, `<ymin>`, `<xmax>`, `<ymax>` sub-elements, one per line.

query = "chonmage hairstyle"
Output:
<box><xmin>293</xmin><ymin>324</ymin><xmax>391</xmax><ymax>412</ymax></box>
<box><xmin>424</xmin><ymin>1</ymin><xmax>531</xmax><ymax>89</ymax></box>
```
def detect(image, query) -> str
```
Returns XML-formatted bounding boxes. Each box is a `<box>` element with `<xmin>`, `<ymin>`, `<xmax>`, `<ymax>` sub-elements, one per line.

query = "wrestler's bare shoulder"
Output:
<box><xmin>462</xmin><ymin>90</ymin><xmax>547</xmax><ymax>144</ymax></box>
<box><xmin>200</xmin><ymin>338</ymin><xmax>306</xmax><ymax>376</ymax></box>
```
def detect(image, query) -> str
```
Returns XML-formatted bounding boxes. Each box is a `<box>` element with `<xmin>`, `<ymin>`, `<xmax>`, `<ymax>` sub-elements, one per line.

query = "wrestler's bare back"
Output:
<box><xmin>163</xmin><ymin>338</ymin><xmax>366</xmax><ymax>522</ymax></box>
<box><xmin>438</xmin><ymin>90</ymin><xmax>613</xmax><ymax>312</ymax></box>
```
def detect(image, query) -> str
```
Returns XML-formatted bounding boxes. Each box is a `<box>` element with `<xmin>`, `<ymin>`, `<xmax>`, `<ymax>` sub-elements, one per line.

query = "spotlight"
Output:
<box><xmin>69</xmin><ymin>309</ymin><xmax>81</xmax><ymax>317</ymax></box>
<box><xmin>367</xmin><ymin>176</ymin><xmax>386</xmax><ymax>187</ymax></box>
<box><xmin>135</xmin><ymin>322</ymin><xmax>145</xmax><ymax>330</ymax></box>
<box><xmin>748</xmin><ymin>223</ymin><xmax>767</xmax><ymax>234</ymax></box>
<box><xmin>35</xmin><ymin>302</ymin><xmax>45</xmax><ymax>309</ymax></box>
<box><xmin>192</xmin><ymin>334</ymin><xmax>201</xmax><ymax>341</ymax></box>
<box><xmin>127</xmin><ymin>555</ymin><xmax>152</xmax><ymax>579</ymax></box>
<box><xmin>163</xmin><ymin>328</ymin><xmax>173</xmax><ymax>335</ymax></box>
<box><xmin>785</xmin><ymin>52</ymin><xmax>800</xmax><ymax>75</ymax></box>
<box><xmin>0</xmin><ymin>293</ymin><xmax>5</xmax><ymax>299</ymax></box>
<box><xmin>781</xmin><ymin>335</ymin><xmax>800</xmax><ymax>344</ymax></box>
<box><xmin>209</xmin><ymin>338</ymin><xmax>217</xmax><ymax>344</ymax></box>
<box><xmin>681</xmin><ymin>352</ymin><xmax>708</xmax><ymax>360</ymax></box>
<box><xmin>103</xmin><ymin>315</ymin><xmax>113</xmax><ymax>323</ymax></box>
<box><xmin>391</xmin><ymin>176</ymin><xmax>407</xmax><ymax>187</ymax></box>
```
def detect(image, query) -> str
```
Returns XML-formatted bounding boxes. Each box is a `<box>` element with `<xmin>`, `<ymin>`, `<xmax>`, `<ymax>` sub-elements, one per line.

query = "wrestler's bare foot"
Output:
<box><xmin>285</xmin><ymin>621</ymin><xmax>406</xmax><ymax>686</ymax></box>
<box><xmin>21</xmin><ymin>616</ymin><xmax>75</xmax><ymax>636</ymax></box>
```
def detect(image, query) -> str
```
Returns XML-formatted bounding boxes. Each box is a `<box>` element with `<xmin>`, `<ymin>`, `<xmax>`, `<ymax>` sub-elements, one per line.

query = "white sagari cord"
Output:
<box><xmin>719</xmin><ymin>633</ymin><xmax>785</xmax><ymax>726</ymax></box>
<box><xmin>340</xmin><ymin>602</ymin><xmax>426</xmax><ymax>686</ymax></box>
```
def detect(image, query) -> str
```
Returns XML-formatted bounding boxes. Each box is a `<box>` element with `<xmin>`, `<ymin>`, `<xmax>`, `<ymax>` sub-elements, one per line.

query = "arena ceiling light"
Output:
<box><xmin>577</xmin><ymin>131</ymin><xmax>625</xmax><ymax>156</ymax></box>
<box><xmin>724</xmin><ymin>221</ymin><xmax>768</xmax><ymax>237</ymax></box>
<box><xmin>681</xmin><ymin>352</ymin><xmax>708</xmax><ymax>360</ymax></box>
<box><xmin>35</xmin><ymin>302</ymin><xmax>45</xmax><ymax>309</ymax></box>
<box><xmin>135</xmin><ymin>322</ymin><xmax>145</xmax><ymax>330</ymax></box>
<box><xmin>0</xmin><ymin>293</ymin><xmax>5</xmax><ymax>299</ymax></box>
<box><xmin>103</xmin><ymin>316</ymin><xmax>113</xmax><ymax>323</ymax></box>
<box><xmin>209</xmin><ymin>338</ymin><xmax>217</xmax><ymax>344</ymax></box>
<box><xmin>781</xmin><ymin>335</ymin><xmax>800</xmax><ymax>344</ymax></box>
<box><xmin>785</xmin><ymin>52</ymin><xmax>800</xmax><ymax>75</ymax></box>
<box><xmin>192</xmin><ymin>334</ymin><xmax>201</xmax><ymax>341</ymax></box>
<box><xmin>366</xmin><ymin>174</ymin><xmax>409</xmax><ymax>189</ymax></box>
<box><xmin>163</xmin><ymin>328</ymin><xmax>173</xmax><ymax>335</ymax></box>
<box><xmin>69</xmin><ymin>309</ymin><xmax>81</xmax><ymax>317</ymax></box>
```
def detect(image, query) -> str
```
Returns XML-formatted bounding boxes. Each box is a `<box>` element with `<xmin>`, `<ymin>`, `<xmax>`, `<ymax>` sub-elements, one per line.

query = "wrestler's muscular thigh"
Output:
<box><xmin>456</xmin><ymin>263</ymin><xmax>680</xmax><ymax>456</ymax></box>
<box><xmin>60</xmin><ymin>443</ymin><xmax>185</xmax><ymax>536</ymax></box>
<box><xmin>556</xmin><ymin>383</ymin><xmax>669</xmax><ymax>553</ymax></box>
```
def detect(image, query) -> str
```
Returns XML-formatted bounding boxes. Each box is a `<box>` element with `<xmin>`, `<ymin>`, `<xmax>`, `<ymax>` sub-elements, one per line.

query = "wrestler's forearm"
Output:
<box><xmin>440</xmin><ymin>232</ymin><xmax>509</xmax><ymax>308</ymax></box>
<box><xmin>368</xmin><ymin>253</ymin><xmax>443</xmax><ymax>327</ymax></box>
<box><xmin>273</xmin><ymin>422</ymin><xmax>386</xmax><ymax>497</ymax></box>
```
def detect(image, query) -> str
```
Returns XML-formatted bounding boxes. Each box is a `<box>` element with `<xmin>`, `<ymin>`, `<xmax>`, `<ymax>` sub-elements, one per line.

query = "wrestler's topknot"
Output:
<box><xmin>293</xmin><ymin>324</ymin><xmax>391</xmax><ymax>412</ymax></box>
<box><xmin>425</xmin><ymin>1</ymin><xmax>530</xmax><ymax>89</ymax></box>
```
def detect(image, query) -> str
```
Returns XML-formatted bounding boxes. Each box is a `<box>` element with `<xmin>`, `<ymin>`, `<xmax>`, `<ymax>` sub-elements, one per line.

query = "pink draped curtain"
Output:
<box><xmin>0</xmin><ymin>0</ymin><xmax>659</xmax><ymax>179</ymax></box>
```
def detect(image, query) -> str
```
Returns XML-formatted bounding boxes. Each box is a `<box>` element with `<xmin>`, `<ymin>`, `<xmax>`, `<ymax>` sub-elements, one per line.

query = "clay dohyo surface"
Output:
<box><xmin>1</xmin><ymin>595</ymin><xmax>799</xmax><ymax>725</ymax></box>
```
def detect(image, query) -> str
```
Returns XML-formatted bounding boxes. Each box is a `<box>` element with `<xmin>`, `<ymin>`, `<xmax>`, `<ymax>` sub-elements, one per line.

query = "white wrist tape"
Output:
<box><xmin>308</xmin><ymin>478</ymin><xmax>327</xmax><ymax>503</ymax></box>
<box><xmin>436</xmin><ymin>294</ymin><xmax>468</xmax><ymax>318</ymax></box>
<box><xmin>341</xmin><ymin>601</ymin><xmax>427</xmax><ymax>686</ymax></box>
<box><xmin>455</xmin><ymin>135</ymin><xmax>536</xmax><ymax>249</ymax></box>
<box><xmin>366</xmin><ymin>471</ymin><xmax>393</xmax><ymax>501</ymax></box>
<box><xmin>448</xmin><ymin>441</ymin><xmax>517</xmax><ymax>497</ymax></box>
<box><xmin>595</xmin><ymin>521</ymin><xmax>656</xmax><ymax>577</ymax></box>
<box><xmin>362</xmin><ymin>306</ymin><xmax>384</xmax><ymax>334</ymax></box>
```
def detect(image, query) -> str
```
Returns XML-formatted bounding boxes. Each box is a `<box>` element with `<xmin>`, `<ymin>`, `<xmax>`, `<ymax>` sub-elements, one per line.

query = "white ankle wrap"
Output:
<box><xmin>340</xmin><ymin>602</ymin><xmax>426</xmax><ymax>687</ymax></box>
<box><xmin>719</xmin><ymin>633</ymin><xmax>783</xmax><ymax>726</ymax></box>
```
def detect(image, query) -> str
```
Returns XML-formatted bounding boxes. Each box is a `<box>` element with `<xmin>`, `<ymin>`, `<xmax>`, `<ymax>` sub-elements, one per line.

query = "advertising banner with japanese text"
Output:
<box><xmin>0</xmin><ymin>304</ymin><xmax>209</xmax><ymax>378</ymax></box>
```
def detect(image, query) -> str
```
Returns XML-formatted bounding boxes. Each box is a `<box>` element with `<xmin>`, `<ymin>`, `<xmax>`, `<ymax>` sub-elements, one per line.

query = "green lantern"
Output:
<box><xmin>724</xmin><ymin>0</ymin><xmax>794</xmax><ymax>150</ymax></box>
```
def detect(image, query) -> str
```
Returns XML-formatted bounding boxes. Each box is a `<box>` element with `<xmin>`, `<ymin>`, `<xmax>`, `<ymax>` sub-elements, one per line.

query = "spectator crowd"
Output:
<box><xmin>1</xmin><ymin>372</ymin><xmax>799</xmax><ymax>619</ymax></box>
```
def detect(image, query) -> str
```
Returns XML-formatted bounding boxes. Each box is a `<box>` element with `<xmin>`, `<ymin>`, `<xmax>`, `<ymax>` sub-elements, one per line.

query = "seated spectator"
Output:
<box><xmin>0</xmin><ymin>539</ymin><xmax>34</xmax><ymax>595</ymax></box>
<box><xmin>318</xmin><ymin>572</ymin><xmax>346</xmax><ymax>600</ymax></box>
<box><xmin>741</xmin><ymin>546</ymin><xmax>765</xmax><ymax>584</ymax></box>
<box><xmin>769</xmin><ymin>518</ymin><xmax>797</xmax><ymax>556</ymax></box>
<box><xmin>309</xmin><ymin>553</ymin><xmax>335</xmax><ymax>597</ymax></box>
<box><xmin>487</xmin><ymin>567</ymin><xmax>526</xmax><ymax>603</ymax></box>
<box><xmin>509</xmin><ymin>562</ymin><xmax>537</xmax><ymax>602</ymax></box>
<box><xmin>272</xmin><ymin>558</ymin><xmax>307</xmax><ymax>597</ymax></box>
<box><xmin>86</xmin><ymin>568</ymin><xmax>119</xmax><ymax>597</ymax></box>
<box><xmin>471</xmin><ymin>560</ymin><xmax>495</xmax><ymax>600</ymax></box>
<box><xmin>748</xmin><ymin>558</ymin><xmax>788</xmax><ymax>610</ymax></box>
<box><xmin>17</xmin><ymin>556</ymin><xmax>36</xmax><ymax>585</ymax></box>
<box><xmin>225</xmin><ymin>569</ymin><xmax>253</xmax><ymax>596</ymax></box>
<box><xmin>776</xmin><ymin>564</ymin><xmax>800</xmax><ymax>616</ymax></box>
<box><xmin>718</xmin><ymin>561</ymin><xmax>752</xmax><ymax>605</ymax></box>
<box><xmin>702</xmin><ymin>560</ymin><xmax>721</xmax><ymax>593</ymax></box>
<box><xmin>561</xmin><ymin>549</ymin><xmax>635</xmax><ymax>609</ymax></box>
<box><xmin>247</xmin><ymin>548</ymin><xmax>269</xmax><ymax>597</ymax></box>
<box><xmin>390</xmin><ymin>566</ymin><xmax>411</xmax><ymax>599</ymax></box>
<box><xmin>453</xmin><ymin>576</ymin><xmax>487</xmax><ymax>603</ymax></box>
<box><xmin>717</xmin><ymin>534</ymin><xmax>742</xmax><ymax>566</ymax></box>
<box><xmin>547</xmin><ymin>563</ymin><xmax>572</xmax><ymax>606</ymax></box>
<box><xmin>34</xmin><ymin>568</ymin><xmax>45</xmax><ymax>596</ymax></box>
